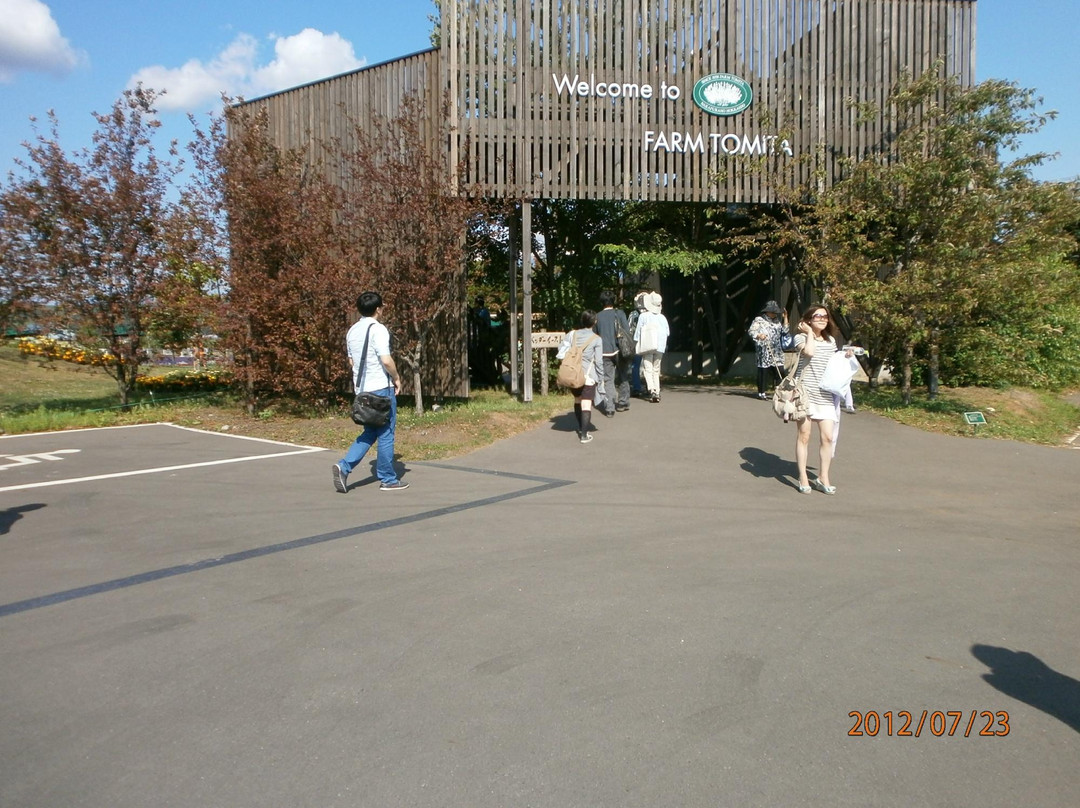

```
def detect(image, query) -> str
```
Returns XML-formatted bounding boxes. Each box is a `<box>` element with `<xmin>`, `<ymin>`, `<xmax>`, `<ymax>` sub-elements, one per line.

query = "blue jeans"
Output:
<box><xmin>340</xmin><ymin>387</ymin><xmax>399</xmax><ymax>484</ymax></box>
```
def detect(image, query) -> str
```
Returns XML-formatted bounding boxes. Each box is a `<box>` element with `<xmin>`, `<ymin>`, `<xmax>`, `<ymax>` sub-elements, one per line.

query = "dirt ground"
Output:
<box><xmin>166</xmin><ymin>405</ymin><xmax>557</xmax><ymax>461</ymax></box>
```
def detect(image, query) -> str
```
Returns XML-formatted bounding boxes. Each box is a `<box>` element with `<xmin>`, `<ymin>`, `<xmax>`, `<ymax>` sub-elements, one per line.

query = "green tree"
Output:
<box><xmin>598</xmin><ymin>202</ymin><xmax>722</xmax><ymax>281</ymax></box>
<box><xmin>530</xmin><ymin>199</ymin><xmax>631</xmax><ymax>328</ymax></box>
<box><xmin>939</xmin><ymin>181</ymin><xmax>1080</xmax><ymax>388</ymax></box>
<box><xmin>147</xmin><ymin>259</ymin><xmax>222</xmax><ymax>370</ymax></box>
<box><xmin>814</xmin><ymin>66</ymin><xmax>1073</xmax><ymax>402</ymax></box>
<box><xmin>0</xmin><ymin>86</ymin><xmax>185</xmax><ymax>407</ymax></box>
<box><xmin>599</xmin><ymin>201</ymin><xmax>769</xmax><ymax>371</ymax></box>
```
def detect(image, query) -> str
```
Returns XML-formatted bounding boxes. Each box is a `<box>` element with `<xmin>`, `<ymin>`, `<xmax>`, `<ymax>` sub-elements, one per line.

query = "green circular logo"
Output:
<box><xmin>692</xmin><ymin>73</ymin><xmax>753</xmax><ymax>116</ymax></box>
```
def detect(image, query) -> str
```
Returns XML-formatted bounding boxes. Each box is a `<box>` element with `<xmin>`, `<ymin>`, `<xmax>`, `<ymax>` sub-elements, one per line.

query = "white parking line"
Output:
<box><xmin>0</xmin><ymin>423</ymin><xmax>327</xmax><ymax>493</ymax></box>
<box><xmin>0</xmin><ymin>447</ymin><xmax>326</xmax><ymax>493</ymax></box>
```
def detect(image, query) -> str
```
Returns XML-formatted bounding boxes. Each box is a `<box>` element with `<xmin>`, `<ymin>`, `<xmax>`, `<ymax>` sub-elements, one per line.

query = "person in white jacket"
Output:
<box><xmin>633</xmin><ymin>292</ymin><xmax>670</xmax><ymax>403</ymax></box>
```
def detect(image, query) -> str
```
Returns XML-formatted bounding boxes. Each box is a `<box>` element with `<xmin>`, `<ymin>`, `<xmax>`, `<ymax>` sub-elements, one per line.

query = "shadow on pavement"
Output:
<box><xmin>0</xmin><ymin>503</ymin><xmax>46</xmax><ymax>536</ymax></box>
<box><xmin>548</xmin><ymin>411</ymin><xmax>582</xmax><ymax>433</ymax></box>
<box><xmin>738</xmin><ymin>446</ymin><xmax>806</xmax><ymax>490</ymax></box>
<box><xmin>971</xmin><ymin>644</ymin><xmax>1080</xmax><ymax>734</ymax></box>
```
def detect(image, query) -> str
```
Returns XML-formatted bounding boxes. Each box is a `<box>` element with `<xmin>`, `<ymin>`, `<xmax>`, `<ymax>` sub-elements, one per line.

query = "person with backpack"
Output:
<box><xmin>556</xmin><ymin>310</ymin><xmax>605</xmax><ymax>443</ymax></box>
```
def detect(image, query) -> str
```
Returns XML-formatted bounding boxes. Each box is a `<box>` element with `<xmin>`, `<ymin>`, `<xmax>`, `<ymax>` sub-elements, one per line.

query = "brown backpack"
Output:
<box><xmin>556</xmin><ymin>333</ymin><xmax>598</xmax><ymax>388</ymax></box>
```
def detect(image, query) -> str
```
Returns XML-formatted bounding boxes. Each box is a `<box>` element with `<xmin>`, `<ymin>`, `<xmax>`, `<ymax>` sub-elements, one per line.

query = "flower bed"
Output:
<box><xmin>18</xmin><ymin>336</ymin><xmax>115</xmax><ymax>367</ymax></box>
<box><xmin>135</xmin><ymin>369</ymin><xmax>233</xmax><ymax>393</ymax></box>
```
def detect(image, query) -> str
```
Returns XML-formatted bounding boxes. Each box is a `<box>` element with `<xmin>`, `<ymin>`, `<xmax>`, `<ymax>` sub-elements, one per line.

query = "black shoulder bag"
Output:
<box><xmin>615</xmin><ymin>315</ymin><xmax>635</xmax><ymax>359</ymax></box>
<box><xmin>350</xmin><ymin>324</ymin><xmax>393</xmax><ymax>428</ymax></box>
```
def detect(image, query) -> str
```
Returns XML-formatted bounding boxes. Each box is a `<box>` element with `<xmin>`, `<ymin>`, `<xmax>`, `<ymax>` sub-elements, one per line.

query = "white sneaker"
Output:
<box><xmin>332</xmin><ymin>464</ymin><xmax>348</xmax><ymax>493</ymax></box>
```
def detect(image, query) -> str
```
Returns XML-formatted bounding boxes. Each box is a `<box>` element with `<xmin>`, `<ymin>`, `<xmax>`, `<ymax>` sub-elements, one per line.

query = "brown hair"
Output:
<box><xmin>799</xmin><ymin>305</ymin><xmax>841</xmax><ymax>341</ymax></box>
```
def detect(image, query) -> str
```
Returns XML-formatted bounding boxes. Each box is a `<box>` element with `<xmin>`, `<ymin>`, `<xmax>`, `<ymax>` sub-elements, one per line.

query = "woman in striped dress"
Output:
<box><xmin>791</xmin><ymin>305</ymin><xmax>854</xmax><ymax>495</ymax></box>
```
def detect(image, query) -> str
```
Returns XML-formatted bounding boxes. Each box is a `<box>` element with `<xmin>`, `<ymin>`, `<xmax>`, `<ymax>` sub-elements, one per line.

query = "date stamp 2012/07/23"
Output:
<box><xmin>848</xmin><ymin>710</ymin><xmax>1010</xmax><ymax>737</ymax></box>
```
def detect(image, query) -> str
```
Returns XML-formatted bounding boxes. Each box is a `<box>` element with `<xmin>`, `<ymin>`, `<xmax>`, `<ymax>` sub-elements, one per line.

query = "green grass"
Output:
<box><xmin>0</xmin><ymin>347</ymin><xmax>119</xmax><ymax>412</ymax></box>
<box><xmin>0</xmin><ymin>341</ymin><xmax>571</xmax><ymax>458</ymax></box>
<box><xmin>665</xmin><ymin>372</ymin><xmax>1080</xmax><ymax>446</ymax></box>
<box><xmin>1</xmin><ymin>343</ymin><xmax>230</xmax><ymax>432</ymax></box>
<box><xmin>3</xmin><ymin>341</ymin><xmax>1077</xmax><ymax>451</ymax></box>
<box><xmin>855</xmin><ymin>384</ymin><xmax>1080</xmax><ymax>445</ymax></box>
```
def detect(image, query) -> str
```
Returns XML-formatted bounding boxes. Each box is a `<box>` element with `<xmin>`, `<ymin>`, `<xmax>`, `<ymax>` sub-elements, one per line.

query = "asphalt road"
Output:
<box><xmin>1</xmin><ymin>393</ymin><xmax>1077</xmax><ymax>808</ymax></box>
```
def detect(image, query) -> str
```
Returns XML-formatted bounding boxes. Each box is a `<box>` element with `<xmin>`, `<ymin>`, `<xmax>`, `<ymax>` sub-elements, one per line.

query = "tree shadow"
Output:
<box><xmin>738</xmin><ymin>447</ymin><xmax>806</xmax><ymax>490</ymax></box>
<box><xmin>659</xmin><ymin>382</ymin><xmax>756</xmax><ymax>399</ymax></box>
<box><xmin>0</xmin><ymin>503</ymin><xmax>46</xmax><ymax>536</ymax></box>
<box><xmin>971</xmin><ymin>644</ymin><xmax>1080</xmax><ymax>734</ymax></box>
<box><xmin>5</xmin><ymin>395</ymin><xmax>122</xmax><ymax>415</ymax></box>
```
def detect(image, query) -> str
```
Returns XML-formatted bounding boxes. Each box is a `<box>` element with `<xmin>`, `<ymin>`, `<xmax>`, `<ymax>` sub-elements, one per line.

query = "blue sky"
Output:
<box><xmin>1</xmin><ymin>0</ymin><xmax>1076</xmax><ymax>183</ymax></box>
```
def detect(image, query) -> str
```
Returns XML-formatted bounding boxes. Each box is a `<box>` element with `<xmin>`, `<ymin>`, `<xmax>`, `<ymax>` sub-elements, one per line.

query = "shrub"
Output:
<box><xmin>940</xmin><ymin>300</ymin><xmax>1080</xmax><ymax>389</ymax></box>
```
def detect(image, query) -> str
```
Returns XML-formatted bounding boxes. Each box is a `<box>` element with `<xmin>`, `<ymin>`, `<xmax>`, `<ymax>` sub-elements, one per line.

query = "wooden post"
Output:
<box><xmin>509</xmin><ymin>209</ymin><xmax>519</xmax><ymax>396</ymax></box>
<box><xmin>719</xmin><ymin>263</ymin><xmax>729</xmax><ymax>371</ymax></box>
<box><xmin>539</xmin><ymin>350</ymin><xmax>549</xmax><ymax>396</ymax></box>
<box><xmin>692</xmin><ymin>273</ymin><xmax>703</xmax><ymax>377</ymax></box>
<box><xmin>522</xmin><ymin>200</ymin><xmax>533</xmax><ymax>402</ymax></box>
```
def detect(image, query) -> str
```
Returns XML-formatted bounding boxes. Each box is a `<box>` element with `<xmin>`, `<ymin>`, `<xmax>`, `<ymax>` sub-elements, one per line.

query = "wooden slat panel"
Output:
<box><xmin>241</xmin><ymin>0</ymin><xmax>976</xmax><ymax>204</ymax></box>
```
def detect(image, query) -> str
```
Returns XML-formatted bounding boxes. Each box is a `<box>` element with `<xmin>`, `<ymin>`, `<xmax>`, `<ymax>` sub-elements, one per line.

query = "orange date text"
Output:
<box><xmin>848</xmin><ymin>710</ymin><xmax>1010</xmax><ymax>737</ymax></box>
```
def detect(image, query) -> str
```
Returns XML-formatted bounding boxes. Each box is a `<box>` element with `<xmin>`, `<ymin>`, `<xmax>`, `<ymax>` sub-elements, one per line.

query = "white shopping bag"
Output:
<box><xmin>820</xmin><ymin>351</ymin><xmax>860</xmax><ymax>396</ymax></box>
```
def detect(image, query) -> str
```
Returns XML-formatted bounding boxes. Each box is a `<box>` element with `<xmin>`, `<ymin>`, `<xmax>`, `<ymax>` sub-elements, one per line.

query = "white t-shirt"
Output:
<box><xmin>346</xmin><ymin>317</ymin><xmax>392</xmax><ymax>392</ymax></box>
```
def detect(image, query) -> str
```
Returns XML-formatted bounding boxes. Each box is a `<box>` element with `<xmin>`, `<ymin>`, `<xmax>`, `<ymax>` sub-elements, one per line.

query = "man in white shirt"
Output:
<box><xmin>333</xmin><ymin>291</ymin><xmax>409</xmax><ymax>492</ymax></box>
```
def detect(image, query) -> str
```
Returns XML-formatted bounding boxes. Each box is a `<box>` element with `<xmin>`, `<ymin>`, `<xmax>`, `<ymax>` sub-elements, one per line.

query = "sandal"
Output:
<box><xmin>811</xmin><ymin>479</ymin><xmax>837</xmax><ymax>495</ymax></box>
<box><xmin>796</xmin><ymin>482</ymin><xmax>812</xmax><ymax>494</ymax></box>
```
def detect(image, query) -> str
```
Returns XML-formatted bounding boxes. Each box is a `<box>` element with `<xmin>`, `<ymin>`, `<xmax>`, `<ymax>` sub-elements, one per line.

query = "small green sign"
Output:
<box><xmin>963</xmin><ymin>411</ymin><xmax>987</xmax><ymax>425</ymax></box>
<box><xmin>692</xmin><ymin>73</ymin><xmax>753</xmax><ymax>116</ymax></box>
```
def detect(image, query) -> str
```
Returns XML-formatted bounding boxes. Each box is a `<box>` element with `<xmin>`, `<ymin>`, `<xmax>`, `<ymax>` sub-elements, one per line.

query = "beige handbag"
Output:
<box><xmin>772</xmin><ymin>368</ymin><xmax>807</xmax><ymax>423</ymax></box>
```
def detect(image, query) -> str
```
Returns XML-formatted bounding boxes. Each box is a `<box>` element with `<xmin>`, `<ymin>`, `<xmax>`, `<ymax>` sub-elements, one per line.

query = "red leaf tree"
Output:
<box><xmin>1</xmin><ymin>86</ymin><xmax>184</xmax><ymax>407</ymax></box>
<box><xmin>188</xmin><ymin>101</ymin><xmax>361</xmax><ymax>412</ymax></box>
<box><xmin>340</xmin><ymin>94</ymin><xmax>481</xmax><ymax>414</ymax></box>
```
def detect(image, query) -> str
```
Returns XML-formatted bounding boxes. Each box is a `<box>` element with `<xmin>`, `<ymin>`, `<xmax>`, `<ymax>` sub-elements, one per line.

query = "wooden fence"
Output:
<box><xmin>444</xmin><ymin>0</ymin><xmax>976</xmax><ymax>201</ymax></box>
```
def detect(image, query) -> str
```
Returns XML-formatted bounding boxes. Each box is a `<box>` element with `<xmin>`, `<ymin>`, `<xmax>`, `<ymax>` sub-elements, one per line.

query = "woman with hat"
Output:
<box><xmin>633</xmin><ymin>291</ymin><xmax>670</xmax><ymax>403</ymax></box>
<box><xmin>747</xmin><ymin>300</ymin><xmax>789</xmax><ymax>400</ymax></box>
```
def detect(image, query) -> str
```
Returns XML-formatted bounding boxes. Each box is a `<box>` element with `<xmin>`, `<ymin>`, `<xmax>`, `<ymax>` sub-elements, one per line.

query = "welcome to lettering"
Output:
<box><xmin>550</xmin><ymin>73</ymin><xmax>796</xmax><ymax>158</ymax></box>
<box><xmin>551</xmin><ymin>73</ymin><xmax>681</xmax><ymax>100</ymax></box>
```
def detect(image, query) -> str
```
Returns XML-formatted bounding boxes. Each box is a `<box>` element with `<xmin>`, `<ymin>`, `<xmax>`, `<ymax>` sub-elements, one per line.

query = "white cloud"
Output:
<box><xmin>251</xmin><ymin>29</ymin><xmax>364</xmax><ymax>95</ymax></box>
<box><xmin>129</xmin><ymin>28</ymin><xmax>365</xmax><ymax>113</ymax></box>
<box><xmin>0</xmin><ymin>0</ymin><xmax>83</xmax><ymax>83</ymax></box>
<box><xmin>129</xmin><ymin>34</ymin><xmax>259</xmax><ymax>112</ymax></box>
